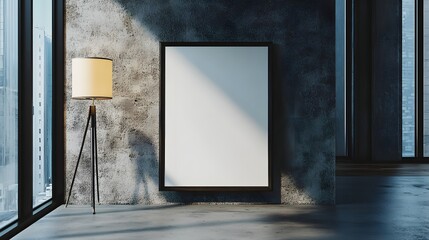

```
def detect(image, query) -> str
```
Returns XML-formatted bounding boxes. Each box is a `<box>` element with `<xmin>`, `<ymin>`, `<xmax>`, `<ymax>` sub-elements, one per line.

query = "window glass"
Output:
<box><xmin>336</xmin><ymin>0</ymin><xmax>347</xmax><ymax>156</ymax></box>
<box><xmin>0</xmin><ymin>0</ymin><xmax>18</xmax><ymax>228</ymax></box>
<box><xmin>33</xmin><ymin>0</ymin><xmax>52</xmax><ymax>207</ymax></box>
<box><xmin>423</xmin><ymin>0</ymin><xmax>429</xmax><ymax>156</ymax></box>
<box><xmin>402</xmin><ymin>0</ymin><xmax>415</xmax><ymax>157</ymax></box>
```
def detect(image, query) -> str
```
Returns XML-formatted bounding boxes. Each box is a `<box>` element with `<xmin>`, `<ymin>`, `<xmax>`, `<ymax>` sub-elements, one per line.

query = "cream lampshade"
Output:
<box><xmin>72</xmin><ymin>57</ymin><xmax>113</xmax><ymax>100</ymax></box>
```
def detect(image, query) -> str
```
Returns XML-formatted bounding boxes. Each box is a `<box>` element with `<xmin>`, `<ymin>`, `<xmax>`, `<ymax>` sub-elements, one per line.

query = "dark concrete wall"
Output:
<box><xmin>65</xmin><ymin>0</ymin><xmax>335</xmax><ymax>204</ymax></box>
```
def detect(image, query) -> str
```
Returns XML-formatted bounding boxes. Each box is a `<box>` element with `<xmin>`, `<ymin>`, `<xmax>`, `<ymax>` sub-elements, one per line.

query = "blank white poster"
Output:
<box><xmin>164</xmin><ymin>45</ymin><xmax>269</xmax><ymax>188</ymax></box>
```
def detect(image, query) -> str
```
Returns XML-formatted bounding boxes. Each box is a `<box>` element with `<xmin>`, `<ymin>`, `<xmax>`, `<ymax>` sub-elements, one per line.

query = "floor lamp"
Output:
<box><xmin>66</xmin><ymin>57</ymin><xmax>113</xmax><ymax>214</ymax></box>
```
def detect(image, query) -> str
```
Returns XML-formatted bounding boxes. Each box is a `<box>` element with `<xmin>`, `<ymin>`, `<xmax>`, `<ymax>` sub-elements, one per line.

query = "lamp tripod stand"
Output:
<box><xmin>66</xmin><ymin>101</ymin><xmax>100</xmax><ymax>214</ymax></box>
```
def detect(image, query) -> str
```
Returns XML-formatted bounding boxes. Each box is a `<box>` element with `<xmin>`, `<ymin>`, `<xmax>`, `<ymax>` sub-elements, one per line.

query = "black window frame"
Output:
<box><xmin>0</xmin><ymin>0</ymin><xmax>64</xmax><ymax>238</ymax></box>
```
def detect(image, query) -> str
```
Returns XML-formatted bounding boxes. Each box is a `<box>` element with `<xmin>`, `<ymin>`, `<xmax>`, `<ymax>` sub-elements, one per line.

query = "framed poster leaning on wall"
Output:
<box><xmin>160</xmin><ymin>42</ymin><xmax>272</xmax><ymax>191</ymax></box>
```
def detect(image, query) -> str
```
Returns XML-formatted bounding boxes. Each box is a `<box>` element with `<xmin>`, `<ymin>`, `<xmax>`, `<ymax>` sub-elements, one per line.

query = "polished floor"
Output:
<box><xmin>13</xmin><ymin>176</ymin><xmax>429</xmax><ymax>240</ymax></box>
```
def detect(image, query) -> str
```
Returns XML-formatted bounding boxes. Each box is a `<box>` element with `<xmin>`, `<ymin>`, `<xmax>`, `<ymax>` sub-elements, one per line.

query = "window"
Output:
<box><xmin>401</xmin><ymin>0</ymin><xmax>429</xmax><ymax>159</ymax></box>
<box><xmin>336</xmin><ymin>0</ymin><xmax>351</xmax><ymax>159</ymax></box>
<box><xmin>0</xmin><ymin>0</ymin><xmax>18</xmax><ymax>230</ymax></box>
<box><xmin>32</xmin><ymin>0</ymin><xmax>53</xmax><ymax>208</ymax></box>
<box><xmin>0</xmin><ymin>0</ymin><xmax>63</xmax><ymax>238</ymax></box>
<box><xmin>336</xmin><ymin>0</ymin><xmax>347</xmax><ymax>156</ymax></box>
<box><xmin>402</xmin><ymin>0</ymin><xmax>416</xmax><ymax>157</ymax></box>
<box><xmin>424</xmin><ymin>0</ymin><xmax>429</xmax><ymax>156</ymax></box>
<box><xmin>339</xmin><ymin>0</ymin><xmax>426</xmax><ymax>160</ymax></box>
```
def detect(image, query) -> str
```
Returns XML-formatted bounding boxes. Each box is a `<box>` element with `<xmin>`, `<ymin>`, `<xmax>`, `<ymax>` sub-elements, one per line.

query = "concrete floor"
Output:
<box><xmin>13</xmin><ymin>176</ymin><xmax>429</xmax><ymax>240</ymax></box>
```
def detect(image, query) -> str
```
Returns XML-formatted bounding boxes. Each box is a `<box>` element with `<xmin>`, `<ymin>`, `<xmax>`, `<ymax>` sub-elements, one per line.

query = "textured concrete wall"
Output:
<box><xmin>65</xmin><ymin>0</ymin><xmax>335</xmax><ymax>205</ymax></box>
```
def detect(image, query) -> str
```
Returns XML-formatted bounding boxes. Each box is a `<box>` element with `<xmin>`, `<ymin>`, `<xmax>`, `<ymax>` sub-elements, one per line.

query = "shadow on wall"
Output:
<box><xmin>112</xmin><ymin>0</ymin><xmax>280</xmax><ymax>41</ymax></box>
<box><xmin>110</xmin><ymin>0</ymin><xmax>335</xmax><ymax>204</ymax></box>
<box><xmin>127</xmin><ymin>128</ymin><xmax>155</xmax><ymax>204</ymax></box>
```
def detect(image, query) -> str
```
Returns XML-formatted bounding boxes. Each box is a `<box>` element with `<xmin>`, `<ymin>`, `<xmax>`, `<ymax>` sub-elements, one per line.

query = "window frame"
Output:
<box><xmin>0</xmin><ymin>0</ymin><xmax>64</xmax><ymax>238</ymax></box>
<box><xmin>403</xmin><ymin>0</ymin><xmax>429</xmax><ymax>161</ymax></box>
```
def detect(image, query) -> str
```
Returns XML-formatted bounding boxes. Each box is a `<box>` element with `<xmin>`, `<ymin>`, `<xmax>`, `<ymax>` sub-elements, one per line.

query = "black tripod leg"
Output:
<box><xmin>90</xmin><ymin>106</ymin><xmax>96</xmax><ymax>214</ymax></box>
<box><xmin>94</xmin><ymin>109</ymin><xmax>100</xmax><ymax>204</ymax></box>
<box><xmin>66</xmin><ymin>107</ymin><xmax>91</xmax><ymax>207</ymax></box>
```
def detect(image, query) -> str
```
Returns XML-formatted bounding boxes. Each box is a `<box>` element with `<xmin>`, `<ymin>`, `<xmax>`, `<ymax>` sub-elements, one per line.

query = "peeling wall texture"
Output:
<box><xmin>65</xmin><ymin>0</ymin><xmax>335</xmax><ymax>205</ymax></box>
